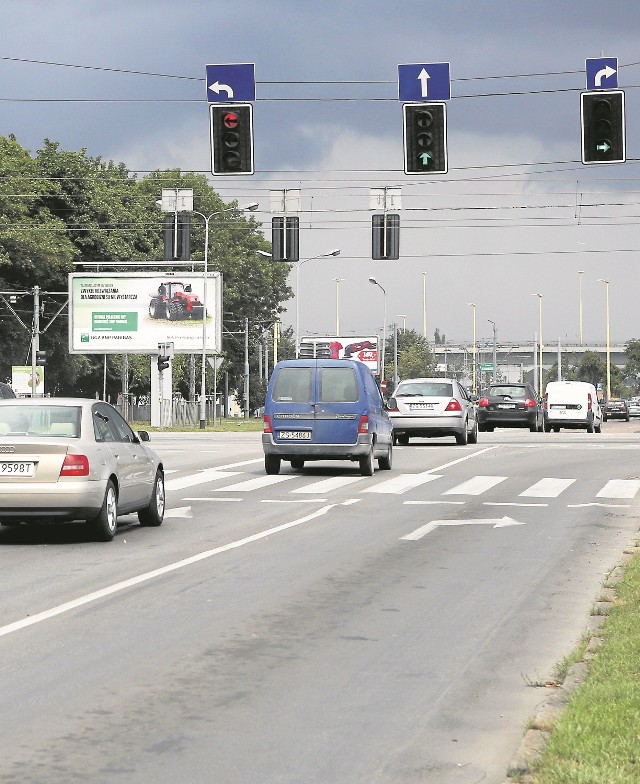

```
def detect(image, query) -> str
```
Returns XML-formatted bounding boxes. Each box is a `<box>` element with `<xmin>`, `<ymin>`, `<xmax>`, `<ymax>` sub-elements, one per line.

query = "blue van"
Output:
<box><xmin>262</xmin><ymin>359</ymin><xmax>393</xmax><ymax>476</ymax></box>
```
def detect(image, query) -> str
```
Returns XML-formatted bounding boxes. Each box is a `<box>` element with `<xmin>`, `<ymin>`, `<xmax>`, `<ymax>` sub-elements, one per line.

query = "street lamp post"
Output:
<box><xmin>531</xmin><ymin>293</ymin><xmax>543</xmax><ymax>396</ymax></box>
<box><xmin>397</xmin><ymin>314</ymin><xmax>407</xmax><ymax>332</ymax></box>
<box><xmin>598</xmin><ymin>278</ymin><xmax>611</xmax><ymax>400</ymax></box>
<box><xmin>578</xmin><ymin>270</ymin><xmax>584</xmax><ymax>345</ymax></box>
<box><xmin>258</xmin><ymin>248</ymin><xmax>340</xmax><ymax>357</ymax></box>
<box><xmin>193</xmin><ymin>202</ymin><xmax>259</xmax><ymax>429</ymax></box>
<box><xmin>334</xmin><ymin>278</ymin><xmax>345</xmax><ymax>334</ymax></box>
<box><xmin>488</xmin><ymin>319</ymin><xmax>497</xmax><ymax>384</ymax></box>
<box><xmin>369</xmin><ymin>277</ymin><xmax>387</xmax><ymax>382</ymax></box>
<box><xmin>422</xmin><ymin>272</ymin><xmax>428</xmax><ymax>341</ymax></box>
<box><xmin>467</xmin><ymin>303</ymin><xmax>477</xmax><ymax>393</ymax></box>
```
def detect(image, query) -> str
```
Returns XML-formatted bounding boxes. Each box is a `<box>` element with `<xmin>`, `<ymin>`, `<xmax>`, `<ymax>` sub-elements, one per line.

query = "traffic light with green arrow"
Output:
<box><xmin>581</xmin><ymin>90</ymin><xmax>625</xmax><ymax>164</ymax></box>
<box><xmin>403</xmin><ymin>102</ymin><xmax>447</xmax><ymax>174</ymax></box>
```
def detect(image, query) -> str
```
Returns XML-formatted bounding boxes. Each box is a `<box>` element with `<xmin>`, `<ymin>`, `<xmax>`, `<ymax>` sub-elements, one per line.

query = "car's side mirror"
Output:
<box><xmin>387</xmin><ymin>397</ymin><xmax>397</xmax><ymax>410</ymax></box>
<box><xmin>469</xmin><ymin>393</ymin><xmax>479</xmax><ymax>403</ymax></box>
<box><xmin>137</xmin><ymin>430</ymin><xmax>150</xmax><ymax>442</ymax></box>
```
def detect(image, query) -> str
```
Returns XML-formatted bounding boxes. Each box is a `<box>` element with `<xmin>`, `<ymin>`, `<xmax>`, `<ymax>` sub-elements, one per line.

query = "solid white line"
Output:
<box><xmin>444</xmin><ymin>475</ymin><xmax>507</xmax><ymax>496</ymax></box>
<box><xmin>426</xmin><ymin>446</ymin><xmax>498</xmax><ymax>473</ymax></box>
<box><xmin>403</xmin><ymin>500</ymin><xmax>465</xmax><ymax>505</ymax></box>
<box><xmin>567</xmin><ymin>502</ymin><xmax>630</xmax><ymax>508</ymax></box>
<box><xmin>483</xmin><ymin>502</ymin><xmax>548</xmax><ymax>507</ymax></box>
<box><xmin>0</xmin><ymin>503</ymin><xmax>337</xmax><ymax>639</ymax></box>
<box><xmin>519</xmin><ymin>478</ymin><xmax>576</xmax><ymax>497</ymax></box>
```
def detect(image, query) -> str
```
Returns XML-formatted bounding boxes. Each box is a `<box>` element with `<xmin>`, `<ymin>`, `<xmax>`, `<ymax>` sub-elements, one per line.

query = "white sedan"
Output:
<box><xmin>0</xmin><ymin>398</ymin><xmax>165</xmax><ymax>541</ymax></box>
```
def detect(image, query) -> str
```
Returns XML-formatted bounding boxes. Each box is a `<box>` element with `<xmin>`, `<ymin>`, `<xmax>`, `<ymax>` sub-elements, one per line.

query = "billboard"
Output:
<box><xmin>68</xmin><ymin>272</ymin><xmax>222</xmax><ymax>354</ymax></box>
<box><xmin>12</xmin><ymin>366</ymin><xmax>44</xmax><ymax>395</ymax></box>
<box><xmin>299</xmin><ymin>336</ymin><xmax>379</xmax><ymax>373</ymax></box>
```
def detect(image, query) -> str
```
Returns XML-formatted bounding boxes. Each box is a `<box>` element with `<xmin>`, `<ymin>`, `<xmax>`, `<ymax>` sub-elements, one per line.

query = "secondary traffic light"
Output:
<box><xmin>581</xmin><ymin>90</ymin><xmax>625</xmax><ymax>164</ymax></box>
<box><xmin>403</xmin><ymin>102</ymin><xmax>448</xmax><ymax>174</ymax></box>
<box><xmin>163</xmin><ymin>214</ymin><xmax>191</xmax><ymax>261</ymax></box>
<box><xmin>372</xmin><ymin>214</ymin><xmax>400</xmax><ymax>260</ymax></box>
<box><xmin>271</xmin><ymin>216</ymin><xmax>299</xmax><ymax>262</ymax></box>
<box><xmin>157</xmin><ymin>355</ymin><xmax>170</xmax><ymax>372</ymax></box>
<box><xmin>209</xmin><ymin>103</ymin><xmax>254</xmax><ymax>175</ymax></box>
<box><xmin>35</xmin><ymin>350</ymin><xmax>47</xmax><ymax>366</ymax></box>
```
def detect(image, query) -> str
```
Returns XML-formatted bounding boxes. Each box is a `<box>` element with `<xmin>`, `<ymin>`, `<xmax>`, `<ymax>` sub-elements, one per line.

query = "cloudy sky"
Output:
<box><xmin>2</xmin><ymin>0</ymin><xmax>640</xmax><ymax>349</ymax></box>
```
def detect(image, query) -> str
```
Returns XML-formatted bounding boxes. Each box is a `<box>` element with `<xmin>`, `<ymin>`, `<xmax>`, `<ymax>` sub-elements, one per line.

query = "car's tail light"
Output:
<box><xmin>587</xmin><ymin>394</ymin><xmax>593</xmax><ymax>410</ymax></box>
<box><xmin>524</xmin><ymin>398</ymin><xmax>537</xmax><ymax>408</ymax></box>
<box><xmin>445</xmin><ymin>399</ymin><xmax>462</xmax><ymax>412</ymax></box>
<box><xmin>358</xmin><ymin>415</ymin><xmax>370</xmax><ymax>433</ymax></box>
<box><xmin>263</xmin><ymin>415</ymin><xmax>272</xmax><ymax>434</ymax></box>
<box><xmin>60</xmin><ymin>454</ymin><xmax>90</xmax><ymax>477</ymax></box>
<box><xmin>543</xmin><ymin>393</ymin><xmax>548</xmax><ymax>410</ymax></box>
<box><xmin>478</xmin><ymin>397</ymin><xmax>489</xmax><ymax>408</ymax></box>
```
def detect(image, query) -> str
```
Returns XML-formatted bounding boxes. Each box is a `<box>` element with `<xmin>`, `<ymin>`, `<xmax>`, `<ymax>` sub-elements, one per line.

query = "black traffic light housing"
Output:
<box><xmin>35</xmin><ymin>350</ymin><xmax>47</xmax><ymax>366</ymax></box>
<box><xmin>271</xmin><ymin>216</ymin><xmax>299</xmax><ymax>262</ymax></box>
<box><xmin>372</xmin><ymin>214</ymin><xmax>400</xmax><ymax>260</ymax></box>
<box><xmin>403</xmin><ymin>102</ymin><xmax>448</xmax><ymax>174</ymax></box>
<box><xmin>157</xmin><ymin>355</ymin><xmax>170</xmax><ymax>372</ymax></box>
<box><xmin>209</xmin><ymin>103</ymin><xmax>254</xmax><ymax>175</ymax></box>
<box><xmin>581</xmin><ymin>90</ymin><xmax>625</xmax><ymax>164</ymax></box>
<box><xmin>163</xmin><ymin>213</ymin><xmax>191</xmax><ymax>261</ymax></box>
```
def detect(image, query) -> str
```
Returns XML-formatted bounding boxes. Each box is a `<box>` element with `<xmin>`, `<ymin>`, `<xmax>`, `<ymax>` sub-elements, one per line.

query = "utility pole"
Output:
<box><xmin>31</xmin><ymin>286</ymin><xmax>40</xmax><ymax>398</ymax></box>
<box><xmin>244</xmin><ymin>317</ymin><xmax>250</xmax><ymax>419</ymax></box>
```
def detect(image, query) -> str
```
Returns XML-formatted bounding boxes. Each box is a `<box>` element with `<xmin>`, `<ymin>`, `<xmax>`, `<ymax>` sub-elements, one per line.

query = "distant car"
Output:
<box><xmin>0</xmin><ymin>383</ymin><xmax>16</xmax><ymax>399</ymax></box>
<box><xmin>628</xmin><ymin>398</ymin><xmax>640</xmax><ymax>418</ymax></box>
<box><xmin>477</xmin><ymin>382</ymin><xmax>542</xmax><ymax>432</ymax></box>
<box><xmin>387</xmin><ymin>377</ymin><xmax>478</xmax><ymax>446</ymax></box>
<box><xmin>602</xmin><ymin>398</ymin><xmax>630</xmax><ymax>422</ymax></box>
<box><xmin>0</xmin><ymin>399</ymin><xmax>165</xmax><ymax>541</ymax></box>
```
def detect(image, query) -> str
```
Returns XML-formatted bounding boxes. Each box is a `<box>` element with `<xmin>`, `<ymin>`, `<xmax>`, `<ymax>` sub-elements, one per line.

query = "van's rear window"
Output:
<box><xmin>272</xmin><ymin>368</ymin><xmax>313</xmax><ymax>403</ymax></box>
<box><xmin>319</xmin><ymin>367</ymin><xmax>358</xmax><ymax>402</ymax></box>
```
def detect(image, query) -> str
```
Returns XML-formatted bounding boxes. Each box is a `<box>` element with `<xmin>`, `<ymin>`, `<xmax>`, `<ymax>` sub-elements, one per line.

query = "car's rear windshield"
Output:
<box><xmin>397</xmin><ymin>382</ymin><xmax>453</xmax><ymax>397</ymax></box>
<box><xmin>272</xmin><ymin>368</ymin><xmax>313</xmax><ymax>403</ymax></box>
<box><xmin>0</xmin><ymin>406</ymin><xmax>81</xmax><ymax>437</ymax></box>
<box><xmin>318</xmin><ymin>367</ymin><xmax>358</xmax><ymax>402</ymax></box>
<box><xmin>488</xmin><ymin>386</ymin><xmax>528</xmax><ymax>399</ymax></box>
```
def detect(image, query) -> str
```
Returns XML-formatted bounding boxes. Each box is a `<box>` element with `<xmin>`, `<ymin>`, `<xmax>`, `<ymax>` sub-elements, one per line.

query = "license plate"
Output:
<box><xmin>278</xmin><ymin>431</ymin><xmax>311</xmax><ymax>440</ymax></box>
<box><xmin>409</xmin><ymin>403</ymin><xmax>433</xmax><ymax>410</ymax></box>
<box><xmin>0</xmin><ymin>461</ymin><xmax>35</xmax><ymax>477</ymax></box>
<box><xmin>497</xmin><ymin>404</ymin><xmax>516</xmax><ymax>409</ymax></box>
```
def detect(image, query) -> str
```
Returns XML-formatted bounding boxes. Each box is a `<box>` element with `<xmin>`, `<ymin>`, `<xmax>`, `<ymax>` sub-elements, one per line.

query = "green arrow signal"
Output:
<box><xmin>419</xmin><ymin>151</ymin><xmax>433</xmax><ymax>166</ymax></box>
<box><xmin>596</xmin><ymin>141</ymin><xmax>611</xmax><ymax>153</ymax></box>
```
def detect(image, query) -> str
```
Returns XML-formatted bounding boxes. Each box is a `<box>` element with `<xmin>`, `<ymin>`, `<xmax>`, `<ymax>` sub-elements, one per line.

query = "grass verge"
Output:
<box><xmin>530</xmin><ymin>553</ymin><xmax>640</xmax><ymax>783</ymax></box>
<box><xmin>130</xmin><ymin>419</ymin><xmax>264</xmax><ymax>433</ymax></box>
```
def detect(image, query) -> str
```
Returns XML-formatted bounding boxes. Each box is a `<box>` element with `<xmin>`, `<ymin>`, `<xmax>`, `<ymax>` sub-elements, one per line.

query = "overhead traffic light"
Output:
<box><xmin>209</xmin><ymin>103</ymin><xmax>254</xmax><ymax>175</ymax></box>
<box><xmin>403</xmin><ymin>102</ymin><xmax>448</xmax><ymax>174</ymax></box>
<box><xmin>271</xmin><ymin>216</ymin><xmax>299</xmax><ymax>262</ymax></box>
<box><xmin>157</xmin><ymin>355</ymin><xmax>170</xmax><ymax>373</ymax></box>
<box><xmin>163</xmin><ymin>213</ymin><xmax>191</xmax><ymax>260</ymax></box>
<box><xmin>581</xmin><ymin>90</ymin><xmax>625</xmax><ymax>164</ymax></box>
<box><xmin>35</xmin><ymin>350</ymin><xmax>47</xmax><ymax>366</ymax></box>
<box><xmin>372</xmin><ymin>214</ymin><xmax>400</xmax><ymax>260</ymax></box>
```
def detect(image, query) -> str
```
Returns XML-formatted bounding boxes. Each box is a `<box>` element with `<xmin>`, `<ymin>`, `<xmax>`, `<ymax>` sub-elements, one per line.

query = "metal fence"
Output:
<box><xmin>117</xmin><ymin>394</ymin><xmax>220</xmax><ymax>427</ymax></box>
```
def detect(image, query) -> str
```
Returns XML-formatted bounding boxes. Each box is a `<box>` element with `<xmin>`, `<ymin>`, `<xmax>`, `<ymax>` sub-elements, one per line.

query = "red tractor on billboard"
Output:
<box><xmin>149</xmin><ymin>282</ymin><xmax>205</xmax><ymax>321</ymax></box>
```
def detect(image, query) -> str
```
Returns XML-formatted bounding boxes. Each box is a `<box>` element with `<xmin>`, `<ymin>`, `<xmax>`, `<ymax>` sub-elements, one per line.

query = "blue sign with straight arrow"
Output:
<box><xmin>398</xmin><ymin>62</ymin><xmax>451</xmax><ymax>101</ymax></box>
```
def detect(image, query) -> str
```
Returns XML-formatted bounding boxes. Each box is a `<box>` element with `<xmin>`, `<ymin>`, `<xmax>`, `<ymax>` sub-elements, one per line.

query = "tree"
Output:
<box><xmin>384</xmin><ymin>329</ymin><xmax>435</xmax><ymax>387</ymax></box>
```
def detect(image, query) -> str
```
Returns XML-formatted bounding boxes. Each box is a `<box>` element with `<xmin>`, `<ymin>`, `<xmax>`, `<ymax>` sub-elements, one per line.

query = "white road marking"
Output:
<box><xmin>0</xmin><ymin>503</ymin><xmax>338</xmax><ymax>639</ymax></box>
<box><xmin>484</xmin><ymin>502</ymin><xmax>548</xmax><ymax>507</ymax></box>
<box><xmin>520</xmin><ymin>478</ymin><xmax>576</xmax><ymax>497</ymax></box>
<box><xmin>443</xmin><ymin>475</ymin><xmax>507</xmax><ymax>495</ymax></box>
<box><xmin>261</xmin><ymin>498</ymin><xmax>328</xmax><ymax>504</ymax></box>
<box><xmin>184</xmin><ymin>497</ymin><xmax>243</xmax><ymax>502</ymax></box>
<box><xmin>166</xmin><ymin>469</ymin><xmax>243</xmax><ymax>491</ymax></box>
<box><xmin>291</xmin><ymin>476</ymin><xmax>364</xmax><ymax>494</ymax></box>
<box><xmin>361</xmin><ymin>473</ymin><xmax>442</xmax><ymax>495</ymax></box>
<box><xmin>403</xmin><ymin>500</ymin><xmax>465</xmax><ymax>505</ymax></box>
<box><xmin>401</xmin><ymin>515</ymin><xmax>524</xmax><ymax>541</ymax></box>
<box><xmin>596</xmin><ymin>479</ymin><xmax>640</xmax><ymax>499</ymax></box>
<box><xmin>163</xmin><ymin>506</ymin><xmax>193</xmax><ymax>518</ymax></box>
<box><xmin>568</xmin><ymin>502</ymin><xmax>630</xmax><ymax>508</ymax></box>
<box><xmin>215</xmin><ymin>475</ymin><xmax>296</xmax><ymax>492</ymax></box>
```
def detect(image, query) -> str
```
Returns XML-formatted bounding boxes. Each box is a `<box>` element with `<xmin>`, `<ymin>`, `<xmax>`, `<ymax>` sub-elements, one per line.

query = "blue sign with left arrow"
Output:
<box><xmin>206</xmin><ymin>63</ymin><xmax>255</xmax><ymax>102</ymax></box>
<box><xmin>398</xmin><ymin>62</ymin><xmax>451</xmax><ymax>101</ymax></box>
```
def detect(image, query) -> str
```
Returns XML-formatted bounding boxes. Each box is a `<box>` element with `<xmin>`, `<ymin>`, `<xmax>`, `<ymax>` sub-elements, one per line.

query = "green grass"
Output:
<box><xmin>131</xmin><ymin>418</ymin><xmax>264</xmax><ymax>433</ymax></box>
<box><xmin>530</xmin><ymin>555</ymin><xmax>640</xmax><ymax>783</ymax></box>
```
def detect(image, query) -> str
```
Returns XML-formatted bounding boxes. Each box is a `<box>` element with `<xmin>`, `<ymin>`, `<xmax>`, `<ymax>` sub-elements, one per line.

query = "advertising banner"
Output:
<box><xmin>12</xmin><ymin>366</ymin><xmax>44</xmax><ymax>396</ymax></box>
<box><xmin>299</xmin><ymin>336</ymin><xmax>379</xmax><ymax>373</ymax></box>
<box><xmin>68</xmin><ymin>272</ymin><xmax>222</xmax><ymax>354</ymax></box>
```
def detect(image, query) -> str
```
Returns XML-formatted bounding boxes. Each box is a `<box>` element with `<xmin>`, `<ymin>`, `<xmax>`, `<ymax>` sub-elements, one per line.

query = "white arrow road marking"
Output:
<box><xmin>595</xmin><ymin>65</ymin><xmax>616</xmax><ymax>87</ymax></box>
<box><xmin>163</xmin><ymin>506</ymin><xmax>193</xmax><ymax>519</ymax></box>
<box><xmin>401</xmin><ymin>516</ymin><xmax>525</xmax><ymax>541</ymax></box>
<box><xmin>208</xmin><ymin>80</ymin><xmax>234</xmax><ymax>98</ymax></box>
<box><xmin>418</xmin><ymin>67</ymin><xmax>430</xmax><ymax>97</ymax></box>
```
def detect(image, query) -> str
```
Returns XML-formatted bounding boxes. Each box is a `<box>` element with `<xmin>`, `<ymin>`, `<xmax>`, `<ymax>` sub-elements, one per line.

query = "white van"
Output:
<box><xmin>543</xmin><ymin>381</ymin><xmax>602</xmax><ymax>433</ymax></box>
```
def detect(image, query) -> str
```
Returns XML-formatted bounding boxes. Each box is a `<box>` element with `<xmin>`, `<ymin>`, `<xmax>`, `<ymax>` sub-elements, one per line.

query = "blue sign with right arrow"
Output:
<box><xmin>585</xmin><ymin>57</ymin><xmax>618</xmax><ymax>90</ymax></box>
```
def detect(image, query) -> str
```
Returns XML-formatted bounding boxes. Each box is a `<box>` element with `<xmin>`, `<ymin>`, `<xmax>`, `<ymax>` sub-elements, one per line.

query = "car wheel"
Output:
<box><xmin>291</xmin><ymin>458</ymin><xmax>305</xmax><ymax>470</ymax></box>
<box><xmin>455</xmin><ymin>424</ymin><xmax>468</xmax><ymax>445</ymax></box>
<box><xmin>265</xmin><ymin>455</ymin><xmax>281</xmax><ymax>475</ymax></box>
<box><xmin>626</xmin><ymin>416</ymin><xmax>630</xmax><ymax>422</ymax></box>
<box><xmin>359</xmin><ymin>447</ymin><xmax>375</xmax><ymax>476</ymax></box>
<box><xmin>397</xmin><ymin>434</ymin><xmax>409</xmax><ymax>446</ymax></box>
<box><xmin>468</xmin><ymin>419</ymin><xmax>478</xmax><ymax>444</ymax></box>
<box><xmin>88</xmin><ymin>480</ymin><xmax>118</xmax><ymax>542</ymax></box>
<box><xmin>553</xmin><ymin>426</ymin><xmax>560</xmax><ymax>433</ymax></box>
<box><xmin>378</xmin><ymin>442</ymin><xmax>393</xmax><ymax>470</ymax></box>
<box><xmin>595</xmin><ymin>422</ymin><xmax>602</xmax><ymax>433</ymax></box>
<box><xmin>138</xmin><ymin>470</ymin><xmax>165</xmax><ymax>527</ymax></box>
<box><xmin>587</xmin><ymin>416</ymin><xmax>595</xmax><ymax>434</ymax></box>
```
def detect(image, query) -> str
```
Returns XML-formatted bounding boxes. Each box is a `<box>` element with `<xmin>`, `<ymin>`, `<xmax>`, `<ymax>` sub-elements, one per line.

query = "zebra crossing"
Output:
<box><xmin>171</xmin><ymin>468</ymin><xmax>640</xmax><ymax>506</ymax></box>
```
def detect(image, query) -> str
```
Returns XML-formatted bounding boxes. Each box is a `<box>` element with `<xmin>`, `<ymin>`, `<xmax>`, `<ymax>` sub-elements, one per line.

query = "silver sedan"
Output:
<box><xmin>0</xmin><ymin>398</ymin><xmax>165</xmax><ymax>541</ymax></box>
<box><xmin>387</xmin><ymin>377</ymin><xmax>478</xmax><ymax>445</ymax></box>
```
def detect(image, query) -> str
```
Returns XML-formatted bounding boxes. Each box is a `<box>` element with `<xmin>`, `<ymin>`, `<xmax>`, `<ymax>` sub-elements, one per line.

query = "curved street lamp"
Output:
<box><xmin>531</xmin><ymin>293</ymin><xmax>543</xmax><ymax>396</ymax></box>
<box><xmin>467</xmin><ymin>303</ymin><xmax>477</xmax><ymax>393</ymax></box>
<box><xmin>369</xmin><ymin>277</ymin><xmax>387</xmax><ymax>381</ymax></box>
<box><xmin>598</xmin><ymin>278</ymin><xmax>611</xmax><ymax>400</ymax></box>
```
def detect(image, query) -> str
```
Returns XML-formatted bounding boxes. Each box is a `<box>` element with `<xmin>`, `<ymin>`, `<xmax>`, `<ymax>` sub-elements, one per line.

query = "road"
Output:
<box><xmin>1</xmin><ymin>422</ymin><xmax>639</xmax><ymax>783</ymax></box>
